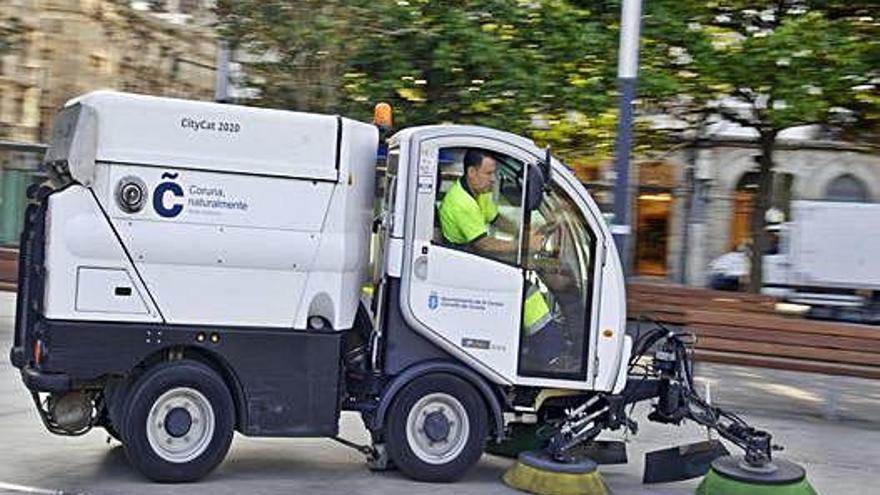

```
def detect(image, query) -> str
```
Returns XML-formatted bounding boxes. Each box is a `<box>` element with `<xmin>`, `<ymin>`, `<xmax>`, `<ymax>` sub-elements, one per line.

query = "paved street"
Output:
<box><xmin>1</xmin><ymin>291</ymin><xmax>878</xmax><ymax>495</ymax></box>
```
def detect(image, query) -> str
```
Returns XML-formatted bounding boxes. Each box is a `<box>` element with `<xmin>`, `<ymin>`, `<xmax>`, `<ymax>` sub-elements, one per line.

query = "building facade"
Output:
<box><xmin>0</xmin><ymin>0</ymin><xmax>218</xmax><ymax>246</ymax></box>
<box><xmin>622</xmin><ymin>129</ymin><xmax>880</xmax><ymax>287</ymax></box>
<box><xmin>1</xmin><ymin>0</ymin><xmax>217</xmax><ymax>145</ymax></box>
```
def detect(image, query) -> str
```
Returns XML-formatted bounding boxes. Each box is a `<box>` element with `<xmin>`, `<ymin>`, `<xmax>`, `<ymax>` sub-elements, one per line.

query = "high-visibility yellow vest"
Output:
<box><xmin>438</xmin><ymin>178</ymin><xmax>498</xmax><ymax>245</ymax></box>
<box><xmin>523</xmin><ymin>283</ymin><xmax>552</xmax><ymax>336</ymax></box>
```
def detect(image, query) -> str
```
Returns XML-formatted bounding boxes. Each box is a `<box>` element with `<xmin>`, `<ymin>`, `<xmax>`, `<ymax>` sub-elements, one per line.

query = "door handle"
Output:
<box><xmin>414</xmin><ymin>255</ymin><xmax>428</xmax><ymax>280</ymax></box>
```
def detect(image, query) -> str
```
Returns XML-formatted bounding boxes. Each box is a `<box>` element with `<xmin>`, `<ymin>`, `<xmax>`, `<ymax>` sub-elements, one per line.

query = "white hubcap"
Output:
<box><xmin>146</xmin><ymin>387</ymin><xmax>215</xmax><ymax>463</ymax></box>
<box><xmin>405</xmin><ymin>392</ymin><xmax>470</xmax><ymax>465</ymax></box>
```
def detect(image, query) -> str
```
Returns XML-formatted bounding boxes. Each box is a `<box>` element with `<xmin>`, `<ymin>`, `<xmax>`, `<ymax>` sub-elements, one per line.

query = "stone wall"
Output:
<box><xmin>0</xmin><ymin>0</ymin><xmax>216</xmax><ymax>145</ymax></box>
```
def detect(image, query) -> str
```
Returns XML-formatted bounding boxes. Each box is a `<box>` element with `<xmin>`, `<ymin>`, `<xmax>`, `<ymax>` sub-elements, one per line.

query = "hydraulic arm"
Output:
<box><xmin>544</xmin><ymin>322</ymin><xmax>777</xmax><ymax>480</ymax></box>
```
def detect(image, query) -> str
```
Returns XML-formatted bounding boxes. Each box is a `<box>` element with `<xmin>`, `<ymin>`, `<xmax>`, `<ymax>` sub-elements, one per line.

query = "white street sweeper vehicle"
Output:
<box><xmin>10</xmin><ymin>92</ymin><xmax>812</xmax><ymax>493</ymax></box>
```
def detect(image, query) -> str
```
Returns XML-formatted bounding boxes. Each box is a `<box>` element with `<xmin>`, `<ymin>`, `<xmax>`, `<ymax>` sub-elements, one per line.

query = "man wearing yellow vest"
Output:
<box><xmin>439</xmin><ymin>149</ymin><xmax>564</xmax><ymax>371</ymax></box>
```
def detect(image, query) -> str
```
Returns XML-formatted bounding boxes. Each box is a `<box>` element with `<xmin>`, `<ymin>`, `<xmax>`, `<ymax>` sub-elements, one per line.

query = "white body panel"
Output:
<box><xmin>99</xmin><ymin>163</ymin><xmax>326</xmax><ymax>327</ymax></box>
<box><xmin>57</xmin><ymin>91</ymin><xmax>341</xmax><ymax>182</ymax></box>
<box><xmin>76</xmin><ymin>268</ymin><xmax>148</xmax><ymax>314</ymax></box>
<box><xmin>43</xmin><ymin>92</ymin><xmax>378</xmax><ymax>329</ymax></box>
<box><xmin>593</xmin><ymin>239</ymin><xmax>629</xmax><ymax>391</ymax></box>
<box><xmin>408</xmin><ymin>242</ymin><xmax>525</xmax><ymax>382</ymax></box>
<box><xmin>43</xmin><ymin>185</ymin><xmax>162</xmax><ymax>322</ymax></box>
<box><xmin>785</xmin><ymin>201</ymin><xmax>880</xmax><ymax>291</ymax></box>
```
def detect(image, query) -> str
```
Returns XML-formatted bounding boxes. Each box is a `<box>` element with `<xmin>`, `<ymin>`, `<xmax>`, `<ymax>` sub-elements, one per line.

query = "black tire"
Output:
<box><xmin>104</xmin><ymin>423</ymin><xmax>122</xmax><ymax>442</ymax></box>
<box><xmin>121</xmin><ymin>360</ymin><xmax>234</xmax><ymax>482</ymax></box>
<box><xmin>386</xmin><ymin>373</ymin><xmax>488</xmax><ymax>482</ymax></box>
<box><xmin>102</xmin><ymin>381</ymin><xmax>127</xmax><ymax>443</ymax></box>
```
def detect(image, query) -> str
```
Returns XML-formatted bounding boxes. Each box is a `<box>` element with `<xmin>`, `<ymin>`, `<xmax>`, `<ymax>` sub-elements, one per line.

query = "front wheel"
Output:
<box><xmin>386</xmin><ymin>373</ymin><xmax>488</xmax><ymax>482</ymax></box>
<box><xmin>121</xmin><ymin>360</ymin><xmax>234</xmax><ymax>482</ymax></box>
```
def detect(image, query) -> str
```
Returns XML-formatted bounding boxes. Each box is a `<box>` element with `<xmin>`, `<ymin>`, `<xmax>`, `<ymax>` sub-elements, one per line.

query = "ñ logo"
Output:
<box><xmin>428</xmin><ymin>292</ymin><xmax>439</xmax><ymax>310</ymax></box>
<box><xmin>153</xmin><ymin>172</ymin><xmax>185</xmax><ymax>218</ymax></box>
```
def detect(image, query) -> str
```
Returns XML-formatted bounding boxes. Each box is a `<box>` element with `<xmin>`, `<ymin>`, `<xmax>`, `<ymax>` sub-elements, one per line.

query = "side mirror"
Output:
<box><xmin>541</xmin><ymin>146</ymin><xmax>552</xmax><ymax>192</ymax></box>
<box><xmin>525</xmin><ymin>163</ymin><xmax>545</xmax><ymax>213</ymax></box>
<box><xmin>525</xmin><ymin>147</ymin><xmax>552</xmax><ymax>213</ymax></box>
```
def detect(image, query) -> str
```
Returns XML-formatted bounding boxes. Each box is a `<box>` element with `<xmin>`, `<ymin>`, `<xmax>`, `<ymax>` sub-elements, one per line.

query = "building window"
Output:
<box><xmin>825</xmin><ymin>174</ymin><xmax>870</xmax><ymax>203</ymax></box>
<box><xmin>635</xmin><ymin>161</ymin><xmax>676</xmax><ymax>277</ymax></box>
<box><xmin>730</xmin><ymin>172</ymin><xmax>759</xmax><ymax>250</ymax></box>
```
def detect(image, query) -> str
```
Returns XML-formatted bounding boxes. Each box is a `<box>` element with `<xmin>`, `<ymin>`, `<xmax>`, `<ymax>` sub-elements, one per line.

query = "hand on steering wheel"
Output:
<box><xmin>537</xmin><ymin>220</ymin><xmax>560</xmax><ymax>237</ymax></box>
<box><xmin>529</xmin><ymin>223</ymin><xmax>561</xmax><ymax>261</ymax></box>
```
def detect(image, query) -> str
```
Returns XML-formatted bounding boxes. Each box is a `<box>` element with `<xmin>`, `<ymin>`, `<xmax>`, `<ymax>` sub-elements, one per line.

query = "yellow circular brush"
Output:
<box><xmin>502</xmin><ymin>451</ymin><xmax>609</xmax><ymax>495</ymax></box>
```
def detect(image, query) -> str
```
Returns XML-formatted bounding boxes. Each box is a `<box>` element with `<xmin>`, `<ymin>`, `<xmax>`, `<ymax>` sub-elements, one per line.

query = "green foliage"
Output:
<box><xmin>216</xmin><ymin>0</ymin><xmax>620</xmax><ymax>162</ymax></box>
<box><xmin>640</xmin><ymin>0</ymin><xmax>877</xmax><ymax>136</ymax></box>
<box><xmin>215</xmin><ymin>0</ymin><xmax>877</xmax><ymax>164</ymax></box>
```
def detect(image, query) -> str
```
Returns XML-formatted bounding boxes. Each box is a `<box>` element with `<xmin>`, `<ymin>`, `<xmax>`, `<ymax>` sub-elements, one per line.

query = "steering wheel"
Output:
<box><xmin>535</xmin><ymin>221</ymin><xmax>563</xmax><ymax>259</ymax></box>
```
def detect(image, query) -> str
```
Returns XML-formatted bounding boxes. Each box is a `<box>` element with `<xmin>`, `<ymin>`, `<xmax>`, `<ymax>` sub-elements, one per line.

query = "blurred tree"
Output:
<box><xmin>215</xmin><ymin>1</ymin><xmax>351</xmax><ymax>112</ymax></box>
<box><xmin>215</xmin><ymin>0</ymin><xmax>621</xmax><ymax>163</ymax></box>
<box><xmin>148</xmin><ymin>1</ymin><xmax>169</xmax><ymax>13</ymax></box>
<box><xmin>637</xmin><ymin>0</ymin><xmax>878</xmax><ymax>291</ymax></box>
<box><xmin>217</xmin><ymin>1</ymin><xmax>876</xmax><ymax>290</ymax></box>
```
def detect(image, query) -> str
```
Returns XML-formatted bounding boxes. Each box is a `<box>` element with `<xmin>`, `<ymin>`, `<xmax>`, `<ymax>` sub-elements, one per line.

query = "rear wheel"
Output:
<box><xmin>386</xmin><ymin>373</ymin><xmax>488</xmax><ymax>482</ymax></box>
<box><xmin>121</xmin><ymin>360</ymin><xmax>234</xmax><ymax>482</ymax></box>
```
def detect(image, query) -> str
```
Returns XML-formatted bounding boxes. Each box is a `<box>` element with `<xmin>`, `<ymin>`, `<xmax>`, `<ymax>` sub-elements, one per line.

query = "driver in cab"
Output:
<box><xmin>438</xmin><ymin>149</ymin><xmax>564</xmax><ymax>371</ymax></box>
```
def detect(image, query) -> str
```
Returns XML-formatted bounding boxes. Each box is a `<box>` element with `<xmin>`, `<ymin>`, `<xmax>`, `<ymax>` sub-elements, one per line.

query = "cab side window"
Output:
<box><xmin>434</xmin><ymin>147</ymin><xmax>525</xmax><ymax>266</ymax></box>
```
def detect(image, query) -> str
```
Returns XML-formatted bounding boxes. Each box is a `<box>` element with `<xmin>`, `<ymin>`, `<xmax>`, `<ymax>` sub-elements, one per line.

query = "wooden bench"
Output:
<box><xmin>688</xmin><ymin>310</ymin><xmax>880</xmax><ymax>380</ymax></box>
<box><xmin>628</xmin><ymin>281</ymin><xmax>880</xmax><ymax>381</ymax></box>
<box><xmin>629</xmin><ymin>281</ymin><xmax>880</xmax><ymax>420</ymax></box>
<box><xmin>628</xmin><ymin>282</ymin><xmax>777</xmax><ymax>326</ymax></box>
<box><xmin>0</xmin><ymin>248</ymin><xmax>17</xmax><ymax>292</ymax></box>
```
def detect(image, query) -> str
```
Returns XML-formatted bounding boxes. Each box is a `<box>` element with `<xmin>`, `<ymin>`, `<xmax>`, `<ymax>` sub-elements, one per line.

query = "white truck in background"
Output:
<box><xmin>710</xmin><ymin>200</ymin><xmax>880</xmax><ymax>324</ymax></box>
<box><xmin>764</xmin><ymin>200</ymin><xmax>880</xmax><ymax>324</ymax></box>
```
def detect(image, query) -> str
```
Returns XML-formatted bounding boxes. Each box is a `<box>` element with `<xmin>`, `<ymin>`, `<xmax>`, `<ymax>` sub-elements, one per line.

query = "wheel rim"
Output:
<box><xmin>405</xmin><ymin>392</ymin><xmax>470</xmax><ymax>465</ymax></box>
<box><xmin>146</xmin><ymin>387</ymin><xmax>216</xmax><ymax>463</ymax></box>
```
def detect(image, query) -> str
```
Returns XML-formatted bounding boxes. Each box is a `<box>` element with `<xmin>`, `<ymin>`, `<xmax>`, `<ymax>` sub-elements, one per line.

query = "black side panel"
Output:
<box><xmin>11</xmin><ymin>195</ymin><xmax>48</xmax><ymax>369</ymax></box>
<box><xmin>37</xmin><ymin>320</ymin><xmax>343</xmax><ymax>438</ymax></box>
<box><xmin>382</xmin><ymin>279</ymin><xmax>453</xmax><ymax>375</ymax></box>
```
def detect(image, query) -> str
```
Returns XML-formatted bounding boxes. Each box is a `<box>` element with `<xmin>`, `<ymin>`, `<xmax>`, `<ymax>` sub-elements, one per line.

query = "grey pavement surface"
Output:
<box><xmin>1</xmin><ymin>291</ymin><xmax>878</xmax><ymax>495</ymax></box>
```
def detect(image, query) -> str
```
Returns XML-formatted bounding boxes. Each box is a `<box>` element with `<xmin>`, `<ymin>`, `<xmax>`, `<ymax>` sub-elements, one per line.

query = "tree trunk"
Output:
<box><xmin>748</xmin><ymin>129</ymin><xmax>777</xmax><ymax>293</ymax></box>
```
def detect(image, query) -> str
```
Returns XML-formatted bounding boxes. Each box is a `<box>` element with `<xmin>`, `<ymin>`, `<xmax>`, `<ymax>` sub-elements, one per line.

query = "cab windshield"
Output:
<box><xmin>521</xmin><ymin>177</ymin><xmax>596</xmax><ymax>378</ymax></box>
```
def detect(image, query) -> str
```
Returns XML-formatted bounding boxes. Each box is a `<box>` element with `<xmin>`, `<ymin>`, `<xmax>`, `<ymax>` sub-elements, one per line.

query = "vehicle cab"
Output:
<box><xmin>373</xmin><ymin>125</ymin><xmax>630</xmax><ymax>394</ymax></box>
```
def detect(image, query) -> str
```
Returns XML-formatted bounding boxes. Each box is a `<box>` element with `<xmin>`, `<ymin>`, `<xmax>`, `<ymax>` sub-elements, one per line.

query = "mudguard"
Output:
<box><xmin>371</xmin><ymin>359</ymin><xmax>505</xmax><ymax>439</ymax></box>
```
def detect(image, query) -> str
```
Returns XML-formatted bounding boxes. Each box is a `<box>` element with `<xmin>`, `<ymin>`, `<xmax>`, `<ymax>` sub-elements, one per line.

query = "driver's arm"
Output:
<box><xmin>473</xmin><ymin>235</ymin><xmax>517</xmax><ymax>255</ymax></box>
<box><xmin>473</xmin><ymin>229</ymin><xmax>543</xmax><ymax>258</ymax></box>
<box><xmin>491</xmin><ymin>214</ymin><xmax>519</xmax><ymax>236</ymax></box>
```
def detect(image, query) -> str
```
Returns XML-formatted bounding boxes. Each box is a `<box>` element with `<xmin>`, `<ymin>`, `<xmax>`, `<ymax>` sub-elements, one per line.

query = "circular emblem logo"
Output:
<box><xmin>115</xmin><ymin>176</ymin><xmax>147</xmax><ymax>214</ymax></box>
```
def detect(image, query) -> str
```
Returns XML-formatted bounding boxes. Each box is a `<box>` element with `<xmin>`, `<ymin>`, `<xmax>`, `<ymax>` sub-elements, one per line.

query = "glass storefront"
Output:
<box><xmin>0</xmin><ymin>147</ymin><xmax>46</xmax><ymax>247</ymax></box>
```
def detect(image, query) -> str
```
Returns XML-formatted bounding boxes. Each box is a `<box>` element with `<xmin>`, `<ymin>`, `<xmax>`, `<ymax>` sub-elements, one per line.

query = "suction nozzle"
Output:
<box><xmin>697</xmin><ymin>455</ymin><xmax>818</xmax><ymax>495</ymax></box>
<box><xmin>502</xmin><ymin>450</ymin><xmax>608</xmax><ymax>495</ymax></box>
